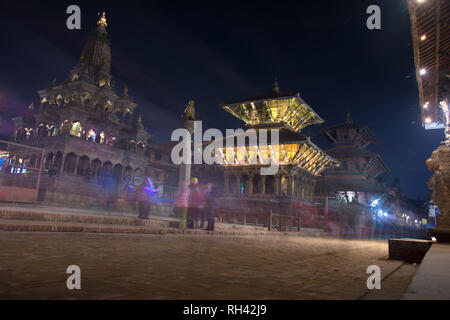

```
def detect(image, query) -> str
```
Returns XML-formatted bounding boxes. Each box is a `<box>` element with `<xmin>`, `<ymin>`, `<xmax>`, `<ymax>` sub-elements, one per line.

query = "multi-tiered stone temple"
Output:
<box><xmin>10</xmin><ymin>13</ymin><xmax>177</xmax><ymax>209</ymax></box>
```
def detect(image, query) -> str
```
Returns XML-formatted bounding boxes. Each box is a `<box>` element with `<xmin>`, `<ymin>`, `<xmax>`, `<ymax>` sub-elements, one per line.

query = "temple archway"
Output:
<box><xmin>91</xmin><ymin>159</ymin><xmax>102</xmax><ymax>178</ymax></box>
<box><xmin>113</xmin><ymin>164</ymin><xmax>123</xmax><ymax>184</ymax></box>
<box><xmin>63</xmin><ymin>153</ymin><xmax>77</xmax><ymax>175</ymax></box>
<box><xmin>77</xmin><ymin>156</ymin><xmax>90</xmax><ymax>176</ymax></box>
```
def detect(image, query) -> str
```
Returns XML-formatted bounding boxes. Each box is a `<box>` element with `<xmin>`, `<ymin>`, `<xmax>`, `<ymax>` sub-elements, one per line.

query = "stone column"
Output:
<box><xmin>73</xmin><ymin>157</ymin><xmax>80</xmax><ymax>176</ymax></box>
<box><xmin>261</xmin><ymin>176</ymin><xmax>266</xmax><ymax>195</ymax></box>
<box><xmin>224</xmin><ymin>172</ymin><xmax>229</xmax><ymax>193</ymax></box>
<box><xmin>288</xmin><ymin>176</ymin><xmax>293</xmax><ymax>197</ymax></box>
<box><xmin>60</xmin><ymin>154</ymin><xmax>66</xmax><ymax>176</ymax></box>
<box><xmin>427</xmin><ymin>142</ymin><xmax>450</xmax><ymax>243</ymax></box>
<box><xmin>248</xmin><ymin>174</ymin><xmax>254</xmax><ymax>195</ymax></box>
<box><xmin>274</xmin><ymin>174</ymin><xmax>280</xmax><ymax>195</ymax></box>
<box><xmin>176</xmin><ymin>100</ymin><xmax>195</xmax><ymax>228</ymax></box>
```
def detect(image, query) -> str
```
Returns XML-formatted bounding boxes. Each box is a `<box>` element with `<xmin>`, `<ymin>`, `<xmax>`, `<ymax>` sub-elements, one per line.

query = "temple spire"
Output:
<box><xmin>97</xmin><ymin>12</ymin><xmax>108</xmax><ymax>30</ymax></box>
<box><xmin>272</xmin><ymin>77</ymin><xmax>280</xmax><ymax>94</ymax></box>
<box><xmin>74</xmin><ymin>12</ymin><xmax>112</xmax><ymax>80</ymax></box>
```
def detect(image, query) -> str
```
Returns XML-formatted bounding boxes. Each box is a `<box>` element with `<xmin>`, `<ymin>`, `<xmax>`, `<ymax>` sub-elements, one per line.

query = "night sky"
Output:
<box><xmin>0</xmin><ymin>0</ymin><xmax>445</xmax><ymax>200</ymax></box>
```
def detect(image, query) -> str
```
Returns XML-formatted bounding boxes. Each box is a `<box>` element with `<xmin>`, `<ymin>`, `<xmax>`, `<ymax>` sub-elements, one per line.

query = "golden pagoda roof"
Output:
<box><xmin>221</xmin><ymin>82</ymin><xmax>324</xmax><ymax>132</ymax></box>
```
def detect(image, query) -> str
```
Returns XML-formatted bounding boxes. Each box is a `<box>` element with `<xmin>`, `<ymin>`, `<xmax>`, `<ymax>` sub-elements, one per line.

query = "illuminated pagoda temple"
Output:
<box><xmin>217</xmin><ymin>79</ymin><xmax>339</xmax><ymax>202</ymax></box>
<box><xmin>10</xmin><ymin>13</ymin><xmax>176</xmax><ymax>210</ymax></box>
<box><xmin>315</xmin><ymin>113</ymin><xmax>389</xmax><ymax>204</ymax></box>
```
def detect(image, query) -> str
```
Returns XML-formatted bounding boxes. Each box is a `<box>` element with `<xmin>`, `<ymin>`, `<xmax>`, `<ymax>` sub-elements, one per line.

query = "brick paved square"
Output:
<box><xmin>0</xmin><ymin>232</ymin><xmax>413</xmax><ymax>299</ymax></box>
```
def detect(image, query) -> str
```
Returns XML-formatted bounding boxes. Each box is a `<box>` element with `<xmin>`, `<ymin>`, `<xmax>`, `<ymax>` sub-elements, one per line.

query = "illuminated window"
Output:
<box><xmin>70</xmin><ymin>121</ymin><xmax>83</xmax><ymax>138</ymax></box>
<box><xmin>87</xmin><ymin>129</ymin><xmax>96</xmax><ymax>142</ymax></box>
<box><xmin>99</xmin><ymin>132</ymin><xmax>105</xmax><ymax>144</ymax></box>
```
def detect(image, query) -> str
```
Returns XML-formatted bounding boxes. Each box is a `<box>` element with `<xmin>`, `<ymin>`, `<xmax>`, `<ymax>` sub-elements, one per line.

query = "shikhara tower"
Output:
<box><xmin>11</xmin><ymin>13</ymin><xmax>176</xmax><ymax>209</ymax></box>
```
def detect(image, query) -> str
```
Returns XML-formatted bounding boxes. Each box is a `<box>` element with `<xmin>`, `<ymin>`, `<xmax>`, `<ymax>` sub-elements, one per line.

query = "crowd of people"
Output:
<box><xmin>175</xmin><ymin>177</ymin><xmax>218</xmax><ymax>231</ymax></box>
<box><xmin>134</xmin><ymin>176</ymin><xmax>218</xmax><ymax>231</ymax></box>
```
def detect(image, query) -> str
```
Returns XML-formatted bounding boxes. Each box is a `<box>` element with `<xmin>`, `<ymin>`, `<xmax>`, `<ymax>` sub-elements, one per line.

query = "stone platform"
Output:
<box><xmin>403</xmin><ymin>243</ymin><xmax>450</xmax><ymax>300</ymax></box>
<box><xmin>388</xmin><ymin>238</ymin><xmax>434</xmax><ymax>264</ymax></box>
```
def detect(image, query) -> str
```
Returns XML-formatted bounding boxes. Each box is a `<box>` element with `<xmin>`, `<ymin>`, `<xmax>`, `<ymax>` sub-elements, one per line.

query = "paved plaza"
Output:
<box><xmin>0</xmin><ymin>232</ymin><xmax>416</xmax><ymax>300</ymax></box>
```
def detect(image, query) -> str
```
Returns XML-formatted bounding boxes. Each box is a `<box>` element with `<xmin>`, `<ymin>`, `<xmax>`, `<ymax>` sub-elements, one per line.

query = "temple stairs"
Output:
<box><xmin>0</xmin><ymin>206</ymin><xmax>324</xmax><ymax>237</ymax></box>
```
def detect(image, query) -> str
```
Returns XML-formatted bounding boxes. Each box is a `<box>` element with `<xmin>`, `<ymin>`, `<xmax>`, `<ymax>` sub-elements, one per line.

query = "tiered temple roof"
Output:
<box><xmin>217</xmin><ymin>80</ymin><xmax>339</xmax><ymax>176</ymax></box>
<box><xmin>317</xmin><ymin>113</ymin><xmax>389</xmax><ymax>193</ymax></box>
<box><xmin>221</xmin><ymin>79</ymin><xmax>324</xmax><ymax>132</ymax></box>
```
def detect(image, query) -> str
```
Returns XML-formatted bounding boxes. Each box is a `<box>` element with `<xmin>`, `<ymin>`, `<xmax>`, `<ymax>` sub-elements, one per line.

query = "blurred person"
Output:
<box><xmin>188</xmin><ymin>177</ymin><xmax>204</xmax><ymax>229</ymax></box>
<box><xmin>205</xmin><ymin>184</ymin><xmax>219</xmax><ymax>231</ymax></box>
<box><xmin>136</xmin><ymin>183</ymin><xmax>150</xmax><ymax>219</ymax></box>
<box><xmin>175</xmin><ymin>184</ymin><xmax>190</xmax><ymax>228</ymax></box>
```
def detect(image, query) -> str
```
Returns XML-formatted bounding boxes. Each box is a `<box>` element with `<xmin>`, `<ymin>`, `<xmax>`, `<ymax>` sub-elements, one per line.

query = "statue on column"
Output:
<box><xmin>175</xmin><ymin>100</ymin><xmax>196</xmax><ymax>228</ymax></box>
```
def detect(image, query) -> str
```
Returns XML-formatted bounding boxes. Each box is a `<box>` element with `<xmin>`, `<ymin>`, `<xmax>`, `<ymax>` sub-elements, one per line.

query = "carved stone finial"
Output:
<box><xmin>346</xmin><ymin>111</ymin><xmax>354</xmax><ymax>124</ymax></box>
<box><xmin>97</xmin><ymin>12</ymin><xmax>107</xmax><ymax>28</ymax></box>
<box><xmin>137</xmin><ymin>115</ymin><xmax>142</xmax><ymax>124</ymax></box>
<box><xmin>28</xmin><ymin>102</ymin><xmax>34</xmax><ymax>110</ymax></box>
<box><xmin>272</xmin><ymin>77</ymin><xmax>280</xmax><ymax>94</ymax></box>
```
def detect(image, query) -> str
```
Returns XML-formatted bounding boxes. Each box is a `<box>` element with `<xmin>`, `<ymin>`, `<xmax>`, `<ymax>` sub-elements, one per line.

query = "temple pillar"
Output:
<box><xmin>427</xmin><ymin>142</ymin><xmax>450</xmax><ymax>243</ymax></box>
<box><xmin>261</xmin><ymin>176</ymin><xmax>266</xmax><ymax>195</ymax></box>
<box><xmin>73</xmin><ymin>157</ymin><xmax>80</xmax><ymax>176</ymax></box>
<box><xmin>248</xmin><ymin>174</ymin><xmax>254</xmax><ymax>195</ymax></box>
<box><xmin>288</xmin><ymin>176</ymin><xmax>293</xmax><ymax>197</ymax></box>
<box><xmin>60</xmin><ymin>154</ymin><xmax>66</xmax><ymax>175</ymax></box>
<box><xmin>224</xmin><ymin>172</ymin><xmax>229</xmax><ymax>193</ymax></box>
<box><xmin>274</xmin><ymin>174</ymin><xmax>280</xmax><ymax>195</ymax></box>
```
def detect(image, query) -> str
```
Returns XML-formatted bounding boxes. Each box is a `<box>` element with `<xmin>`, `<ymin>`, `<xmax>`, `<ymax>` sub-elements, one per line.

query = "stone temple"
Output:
<box><xmin>10</xmin><ymin>13</ymin><xmax>178</xmax><ymax>212</ymax></box>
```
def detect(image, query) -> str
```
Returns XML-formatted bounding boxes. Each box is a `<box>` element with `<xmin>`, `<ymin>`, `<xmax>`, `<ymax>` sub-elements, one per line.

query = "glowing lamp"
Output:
<box><xmin>420</xmin><ymin>68</ymin><xmax>426</xmax><ymax>75</ymax></box>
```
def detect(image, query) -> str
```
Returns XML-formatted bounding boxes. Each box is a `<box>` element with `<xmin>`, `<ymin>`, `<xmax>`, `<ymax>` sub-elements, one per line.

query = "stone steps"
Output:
<box><xmin>0</xmin><ymin>209</ymin><xmax>170</xmax><ymax>228</ymax></box>
<box><xmin>0</xmin><ymin>208</ymin><xmax>327</xmax><ymax>237</ymax></box>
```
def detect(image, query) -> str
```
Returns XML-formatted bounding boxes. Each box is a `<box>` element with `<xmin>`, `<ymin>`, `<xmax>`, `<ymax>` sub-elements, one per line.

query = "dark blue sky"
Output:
<box><xmin>0</xmin><ymin>0</ymin><xmax>445</xmax><ymax>199</ymax></box>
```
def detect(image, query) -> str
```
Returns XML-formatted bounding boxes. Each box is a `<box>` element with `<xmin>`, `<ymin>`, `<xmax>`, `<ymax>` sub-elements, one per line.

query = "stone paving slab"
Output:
<box><xmin>0</xmin><ymin>232</ymin><xmax>408</xmax><ymax>299</ymax></box>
